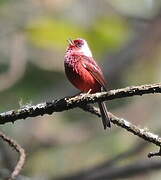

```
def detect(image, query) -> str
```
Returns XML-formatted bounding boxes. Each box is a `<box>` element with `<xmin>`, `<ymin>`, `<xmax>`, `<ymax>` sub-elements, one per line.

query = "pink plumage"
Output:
<box><xmin>64</xmin><ymin>38</ymin><xmax>111</xmax><ymax>129</ymax></box>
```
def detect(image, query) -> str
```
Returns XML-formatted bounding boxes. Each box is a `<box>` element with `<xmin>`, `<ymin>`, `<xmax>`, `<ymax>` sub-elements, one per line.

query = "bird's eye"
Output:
<box><xmin>74</xmin><ymin>40</ymin><xmax>83</xmax><ymax>47</ymax></box>
<box><xmin>76</xmin><ymin>43</ymin><xmax>82</xmax><ymax>47</ymax></box>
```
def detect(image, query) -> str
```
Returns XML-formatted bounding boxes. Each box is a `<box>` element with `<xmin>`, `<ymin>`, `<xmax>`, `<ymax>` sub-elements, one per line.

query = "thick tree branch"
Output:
<box><xmin>0</xmin><ymin>83</ymin><xmax>161</xmax><ymax>157</ymax></box>
<box><xmin>0</xmin><ymin>83</ymin><xmax>161</xmax><ymax>125</ymax></box>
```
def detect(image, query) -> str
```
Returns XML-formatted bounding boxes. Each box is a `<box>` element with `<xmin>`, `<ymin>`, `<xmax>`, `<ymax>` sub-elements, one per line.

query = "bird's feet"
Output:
<box><xmin>80</xmin><ymin>89</ymin><xmax>92</xmax><ymax>98</ymax></box>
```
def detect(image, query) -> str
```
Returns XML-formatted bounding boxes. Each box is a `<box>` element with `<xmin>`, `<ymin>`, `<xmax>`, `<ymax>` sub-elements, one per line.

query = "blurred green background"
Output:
<box><xmin>1</xmin><ymin>0</ymin><xmax>161</xmax><ymax>180</ymax></box>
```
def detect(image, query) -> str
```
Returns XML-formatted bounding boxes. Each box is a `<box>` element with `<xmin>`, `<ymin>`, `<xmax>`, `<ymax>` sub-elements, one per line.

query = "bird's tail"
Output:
<box><xmin>98</xmin><ymin>102</ymin><xmax>111</xmax><ymax>129</ymax></box>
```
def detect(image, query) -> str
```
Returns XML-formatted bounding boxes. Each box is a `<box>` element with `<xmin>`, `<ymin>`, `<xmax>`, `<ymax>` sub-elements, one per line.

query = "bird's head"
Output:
<box><xmin>67</xmin><ymin>38</ymin><xmax>92</xmax><ymax>57</ymax></box>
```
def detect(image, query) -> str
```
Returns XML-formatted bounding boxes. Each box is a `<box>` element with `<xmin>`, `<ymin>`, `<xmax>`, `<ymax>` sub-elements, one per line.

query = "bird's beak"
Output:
<box><xmin>67</xmin><ymin>38</ymin><xmax>74</xmax><ymax>45</ymax></box>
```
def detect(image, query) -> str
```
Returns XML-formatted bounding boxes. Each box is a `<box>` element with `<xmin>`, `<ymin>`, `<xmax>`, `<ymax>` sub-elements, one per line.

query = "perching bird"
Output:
<box><xmin>64</xmin><ymin>38</ymin><xmax>110</xmax><ymax>129</ymax></box>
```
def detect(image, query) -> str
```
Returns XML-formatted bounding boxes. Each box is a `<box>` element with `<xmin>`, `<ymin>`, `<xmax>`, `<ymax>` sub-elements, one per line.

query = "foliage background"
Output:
<box><xmin>0</xmin><ymin>0</ymin><xmax>161</xmax><ymax>179</ymax></box>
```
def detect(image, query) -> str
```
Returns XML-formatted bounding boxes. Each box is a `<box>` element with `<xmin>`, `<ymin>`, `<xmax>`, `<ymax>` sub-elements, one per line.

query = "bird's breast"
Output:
<box><xmin>64</xmin><ymin>55</ymin><xmax>101</xmax><ymax>93</ymax></box>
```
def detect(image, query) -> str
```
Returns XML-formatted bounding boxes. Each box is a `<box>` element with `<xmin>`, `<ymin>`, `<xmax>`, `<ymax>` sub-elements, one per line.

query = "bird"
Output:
<box><xmin>64</xmin><ymin>38</ymin><xmax>111</xmax><ymax>129</ymax></box>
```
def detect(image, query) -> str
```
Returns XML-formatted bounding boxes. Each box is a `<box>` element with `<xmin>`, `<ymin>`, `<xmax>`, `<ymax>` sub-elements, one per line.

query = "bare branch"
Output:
<box><xmin>148</xmin><ymin>147</ymin><xmax>161</xmax><ymax>158</ymax></box>
<box><xmin>0</xmin><ymin>83</ymin><xmax>161</xmax><ymax>125</ymax></box>
<box><xmin>0</xmin><ymin>131</ymin><xmax>26</xmax><ymax>179</ymax></box>
<box><xmin>81</xmin><ymin>104</ymin><xmax>161</xmax><ymax>157</ymax></box>
<box><xmin>0</xmin><ymin>83</ymin><xmax>161</xmax><ymax>157</ymax></box>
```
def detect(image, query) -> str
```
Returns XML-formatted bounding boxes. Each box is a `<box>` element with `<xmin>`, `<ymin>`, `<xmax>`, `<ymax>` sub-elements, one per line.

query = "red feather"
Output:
<box><xmin>64</xmin><ymin>39</ymin><xmax>111</xmax><ymax>129</ymax></box>
<box><xmin>80</xmin><ymin>55</ymin><xmax>107</xmax><ymax>90</ymax></box>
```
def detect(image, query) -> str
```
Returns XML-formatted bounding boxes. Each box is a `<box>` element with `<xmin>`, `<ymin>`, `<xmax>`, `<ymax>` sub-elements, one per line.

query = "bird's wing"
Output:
<box><xmin>79</xmin><ymin>55</ymin><xmax>107</xmax><ymax>90</ymax></box>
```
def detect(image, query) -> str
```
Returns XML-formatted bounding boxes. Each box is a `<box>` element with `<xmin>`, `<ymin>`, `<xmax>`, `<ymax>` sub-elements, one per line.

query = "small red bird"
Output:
<box><xmin>64</xmin><ymin>38</ymin><xmax>110</xmax><ymax>129</ymax></box>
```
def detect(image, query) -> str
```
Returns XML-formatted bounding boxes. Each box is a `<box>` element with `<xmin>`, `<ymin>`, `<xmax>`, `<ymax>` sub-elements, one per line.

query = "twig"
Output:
<box><xmin>81</xmin><ymin>104</ymin><xmax>161</xmax><ymax>157</ymax></box>
<box><xmin>148</xmin><ymin>147</ymin><xmax>161</xmax><ymax>158</ymax></box>
<box><xmin>0</xmin><ymin>131</ymin><xmax>26</xmax><ymax>179</ymax></box>
<box><xmin>102</xmin><ymin>108</ymin><xmax>161</xmax><ymax>146</ymax></box>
